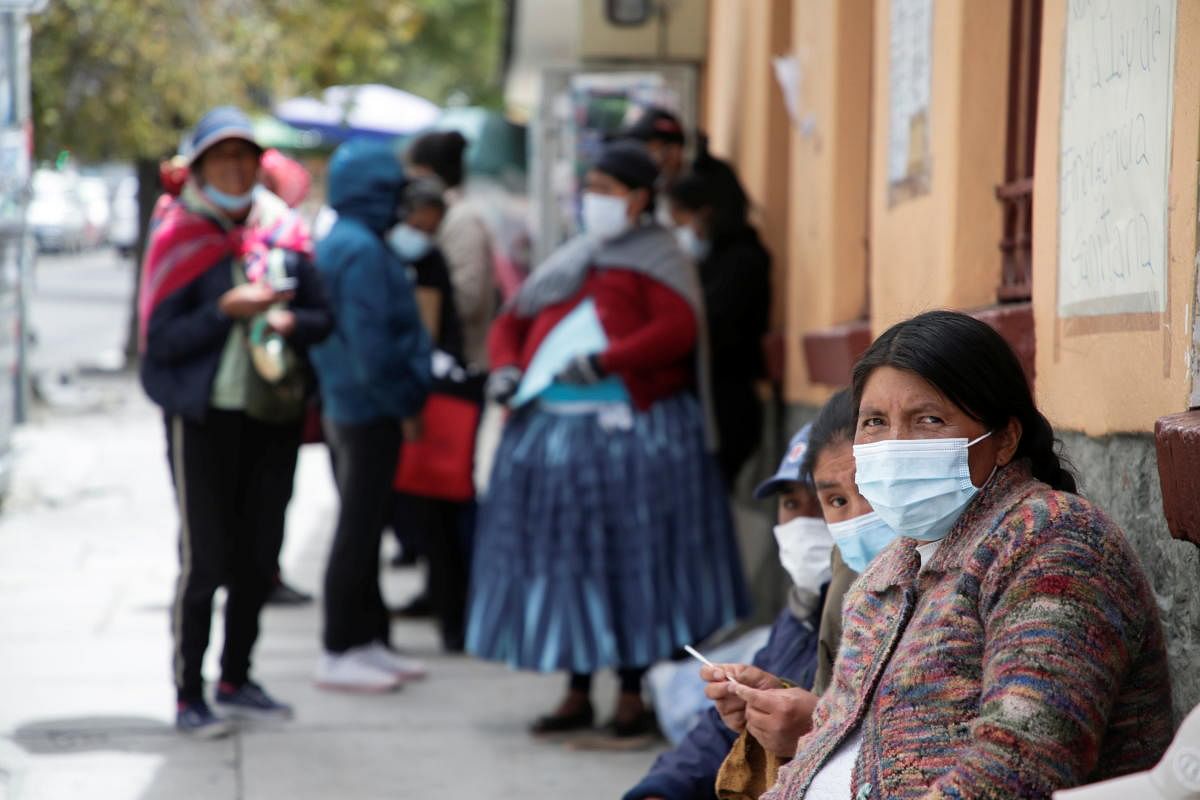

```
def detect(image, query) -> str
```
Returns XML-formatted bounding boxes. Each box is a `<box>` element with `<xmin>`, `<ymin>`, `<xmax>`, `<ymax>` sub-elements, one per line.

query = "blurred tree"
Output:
<box><xmin>30</xmin><ymin>0</ymin><xmax>504</xmax><ymax>363</ymax></box>
<box><xmin>30</xmin><ymin>0</ymin><xmax>504</xmax><ymax>161</ymax></box>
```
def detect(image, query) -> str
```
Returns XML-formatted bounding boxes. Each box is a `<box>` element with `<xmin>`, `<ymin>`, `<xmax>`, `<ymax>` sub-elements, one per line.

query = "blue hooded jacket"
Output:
<box><xmin>310</xmin><ymin>139</ymin><xmax>432</xmax><ymax>424</ymax></box>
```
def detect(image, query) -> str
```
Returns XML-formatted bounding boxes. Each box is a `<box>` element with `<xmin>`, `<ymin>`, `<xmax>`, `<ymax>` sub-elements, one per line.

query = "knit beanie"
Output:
<box><xmin>593</xmin><ymin>141</ymin><xmax>659</xmax><ymax>192</ymax></box>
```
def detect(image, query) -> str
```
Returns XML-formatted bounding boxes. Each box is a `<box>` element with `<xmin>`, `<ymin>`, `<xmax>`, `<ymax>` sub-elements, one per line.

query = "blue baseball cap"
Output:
<box><xmin>187</xmin><ymin>106</ymin><xmax>261</xmax><ymax>166</ymax></box>
<box><xmin>753</xmin><ymin>424</ymin><xmax>813</xmax><ymax>499</ymax></box>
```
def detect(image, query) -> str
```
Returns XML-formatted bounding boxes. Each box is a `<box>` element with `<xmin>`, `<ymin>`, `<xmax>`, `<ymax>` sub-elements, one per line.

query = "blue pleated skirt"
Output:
<box><xmin>466</xmin><ymin>392</ymin><xmax>749</xmax><ymax>673</ymax></box>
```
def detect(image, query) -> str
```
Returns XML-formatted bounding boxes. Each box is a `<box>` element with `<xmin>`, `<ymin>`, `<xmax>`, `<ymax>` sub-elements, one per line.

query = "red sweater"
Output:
<box><xmin>488</xmin><ymin>268</ymin><xmax>696</xmax><ymax>409</ymax></box>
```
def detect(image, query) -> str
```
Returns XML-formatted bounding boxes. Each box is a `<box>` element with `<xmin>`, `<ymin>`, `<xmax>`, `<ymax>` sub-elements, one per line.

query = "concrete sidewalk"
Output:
<box><xmin>0</xmin><ymin>376</ymin><xmax>663</xmax><ymax>799</ymax></box>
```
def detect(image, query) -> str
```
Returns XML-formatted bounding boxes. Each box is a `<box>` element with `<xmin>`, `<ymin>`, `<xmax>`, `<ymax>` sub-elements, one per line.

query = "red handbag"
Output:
<box><xmin>393</xmin><ymin>392</ymin><xmax>481</xmax><ymax>502</ymax></box>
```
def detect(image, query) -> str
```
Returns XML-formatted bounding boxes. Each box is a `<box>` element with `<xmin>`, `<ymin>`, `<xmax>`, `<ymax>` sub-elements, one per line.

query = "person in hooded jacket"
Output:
<box><xmin>139</xmin><ymin>106</ymin><xmax>333</xmax><ymax>737</ymax></box>
<box><xmin>308</xmin><ymin>139</ymin><xmax>433</xmax><ymax>693</ymax></box>
<box><xmin>666</xmin><ymin>143</ymin><xmax>771</xmax><ymax>488</ymax></box>
<box><xmin>467</xmin><ymin>141</ymin><xmax>748</xmax><ymax>739</ymax></box>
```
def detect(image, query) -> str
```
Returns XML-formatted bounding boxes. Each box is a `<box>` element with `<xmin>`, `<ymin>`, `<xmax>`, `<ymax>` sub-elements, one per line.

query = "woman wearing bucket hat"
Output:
<box><xmin>466</xmin><ymin>140</ymin><xmax>749</xmax><ymax>740</ymax></box>
<box><xmin>139</xmin><ymin>105</ymin><xmax>333</xmax><ymax>737</ymax></box>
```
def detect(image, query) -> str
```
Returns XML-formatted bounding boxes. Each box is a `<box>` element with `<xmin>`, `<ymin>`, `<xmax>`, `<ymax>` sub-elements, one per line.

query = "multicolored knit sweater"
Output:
<box><xmin>761</xmin><ymin>461</ymin><xmax>1172</xmax><ymax>800</ymax></box>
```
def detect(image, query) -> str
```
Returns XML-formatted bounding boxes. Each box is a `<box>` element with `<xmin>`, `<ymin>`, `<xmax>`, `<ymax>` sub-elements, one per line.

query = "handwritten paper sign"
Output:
<box><xmin>887</xmin><ymin>0</ymin><xmax>933</xmax><ymax>205</ymax></box>
<box><xmin>1058</xmin><ymin>0</ymin><xmax>1176</xmax><ymax>317</ymax></box>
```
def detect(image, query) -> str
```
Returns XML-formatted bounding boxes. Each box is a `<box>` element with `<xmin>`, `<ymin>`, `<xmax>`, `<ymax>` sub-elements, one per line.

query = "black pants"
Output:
<box><xmin>410</xmin><ymin>497</ymin><xmax>474</xmax><ymax>650</ymax></box>
<box><xmin>166</xmin><ymin>410</ymin><xmax>301</xmax><ymax>703</ymax></box>
<box><xmin>323</xmin><ymin>418</ymin><xmax>401</xmax><ymax>653</ymax></box>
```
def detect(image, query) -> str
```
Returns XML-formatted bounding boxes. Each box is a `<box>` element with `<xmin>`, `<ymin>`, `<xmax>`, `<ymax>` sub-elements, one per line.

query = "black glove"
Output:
<box><xmin>485</xmin><ymin>366</ymin><xmax>523</xmax><ymax>404</ymax></box>
<box><xmin>555</xmin><ymin>353</ymin><xmax>605</xmax><ymax>386</ymax></box>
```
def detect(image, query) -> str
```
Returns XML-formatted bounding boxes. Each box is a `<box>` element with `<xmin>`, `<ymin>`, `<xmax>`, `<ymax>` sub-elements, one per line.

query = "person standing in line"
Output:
<box><xmin>467</xmin><ymin>141</ymin><xmax>748</xmax><ymax>739</ymax></box>
<box><xmin>386</xmin><ymin>177</ymin><xmax>478</xmax><ymax>652</ymax></box>
<box><xmin>308</xmin><ymin>139</ymin><xmax>433</xmax><ymax>693</ymax></box>
<box><xmin>139</xmin><ymin>106</ymin><xmax>333</xmax><ymax>737</ymax></box>
<box><xmin>621</xmin><ymin>106</ymin><xmax>688</xmax><ymax>189</ymax></box>
<box><xmin>666</xmin><ymin>142</ymin><xmax>771</xmax><ymax>487</ymax></box>
<box><xmin>406</xmin><ymin>131</ymin><xmax>495</xmax><ymax>371</ymax></box>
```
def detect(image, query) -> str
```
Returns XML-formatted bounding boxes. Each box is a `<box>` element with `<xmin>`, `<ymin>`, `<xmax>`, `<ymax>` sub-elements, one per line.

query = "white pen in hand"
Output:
<box><xmin>684</xmin><ymin>644</ymin><xmax>738</xmax><ymax>684</ymax></box>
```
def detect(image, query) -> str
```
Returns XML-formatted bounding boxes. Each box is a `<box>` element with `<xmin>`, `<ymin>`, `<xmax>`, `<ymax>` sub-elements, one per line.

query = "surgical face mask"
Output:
<box><xmin>827</xmin><ymin>511</ymin><xmax>899</xmax><ymax>574</ymax></box>
<box><xmin>387</xmin><ymin>223</ymin><xmax>433</xmax><ymax>262</ymax></box>
<box><xmin>853</xmin><ymin>432</ymin><xmax>994</xmax><ymax>543</ymax></box>
<box><xmin>581</xmin><ymin>192</ymin><xmax>630</xmax><ymax>240</ymax></box>
<box><xmin>773</xmin><ymin>517</ymin><xmax>834</xmax><ymax>593</ymax></box>
<box><xmin>202</xmin><ymin>183</ymin><xmax>256</xmax><ymax>212</ymax></box>
<box><xmin>675</xmin><ymin>226</ymin><xmax>711</xmax><ymax>262</ymax></box>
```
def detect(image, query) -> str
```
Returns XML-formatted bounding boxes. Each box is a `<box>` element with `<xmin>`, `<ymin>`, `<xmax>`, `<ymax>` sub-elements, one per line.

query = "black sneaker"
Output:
<box><xmin>215</xmin><ymin>681</ymin><xmax>294</xmax><ymax>720</ymax></box>
<box><xmin>530</xmin><ymin>701</ymin><xmax>595</xmax><ymax>735</ymax></box>
<box><xmin>266</xmin><ymin>580</ymin><xmax>313</xmax><ymax>606</ymax></box>
<box><xmin>176</xmin><ymin>700</ymin><xmax>234</xmax><ymax>738</ymax></box>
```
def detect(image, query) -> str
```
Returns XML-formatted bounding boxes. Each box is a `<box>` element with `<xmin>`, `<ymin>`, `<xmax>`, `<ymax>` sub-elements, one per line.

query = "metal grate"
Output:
<box><xmin>995</xmin><ymin>0</ymin><xmax>1042</xmax><ymax>303</ymax></box>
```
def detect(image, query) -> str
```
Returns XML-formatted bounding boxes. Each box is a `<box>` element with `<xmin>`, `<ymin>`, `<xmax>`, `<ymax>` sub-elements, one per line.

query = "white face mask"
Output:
<box><xmin>581</xmin><ymin>192</ymin><xmax>631</xmax><ymax>241</ymax></box>
<box><xmin>773</xmin><ymin>517</ymin><xmax>834</xmax><ymax>593</ymax></box>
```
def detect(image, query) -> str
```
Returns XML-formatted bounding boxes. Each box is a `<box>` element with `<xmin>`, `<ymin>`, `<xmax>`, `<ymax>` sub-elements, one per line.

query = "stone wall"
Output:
<box><xmin>1059</xmin><ymin>430</ymin><xmax>1200</xmax><ymax>727</ymax></box>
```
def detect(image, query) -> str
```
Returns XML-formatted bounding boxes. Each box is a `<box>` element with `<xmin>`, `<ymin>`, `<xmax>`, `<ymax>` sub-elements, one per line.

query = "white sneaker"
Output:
<box><xmin>357</xmin><ymin>641</ymin><xmax>428</xmax><ymax>681</ymax></box>
<box><xmin>315</xmin><ymin>650</ymin><xmax>403</xmax><ymax>693</ymax></box>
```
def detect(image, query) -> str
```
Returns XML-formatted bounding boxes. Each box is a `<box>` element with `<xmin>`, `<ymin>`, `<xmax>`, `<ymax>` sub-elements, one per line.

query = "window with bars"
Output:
<box><xmin>995</xmin><ymin>0</ymin><xmax>1042</xmax><ymax>303</ymax></box>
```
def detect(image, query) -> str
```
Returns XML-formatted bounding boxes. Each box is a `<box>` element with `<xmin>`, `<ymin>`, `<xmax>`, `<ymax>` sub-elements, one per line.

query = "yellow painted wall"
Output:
<box><xmin>783</xmin><ymin>0</ymin><xmax>873</xmax><ymax>404</ymax></box>
<box><xmin>868</xmin><ymin>0</ymin><xmax>1011</xmax><ymax>332</ymax></box>
<box><xmin>1032</xmin><ymin>0</ymin><xmax>1200</xmax><ymax>435</ymax></box>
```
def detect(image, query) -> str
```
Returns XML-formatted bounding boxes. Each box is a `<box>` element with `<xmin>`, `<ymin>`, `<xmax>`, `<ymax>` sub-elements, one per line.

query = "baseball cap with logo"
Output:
<box><xmin>1053</xmin><ymin>701</ymin><xmax>1200</xmax><ymax>799</ymax></box>
<box><xmin>753</xmin><ymin>424</ymin><xmax>813</xmax><ymax>499</ymax></box>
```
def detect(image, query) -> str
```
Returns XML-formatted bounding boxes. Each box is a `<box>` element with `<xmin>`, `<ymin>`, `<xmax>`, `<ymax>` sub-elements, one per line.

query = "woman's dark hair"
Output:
<box><xmin>800</xmin><ymin>388</ymin><xmax>858</xmax><ymax>483</ymax></box>
<box><xmin>407</xmin><ymin>131</ymin><xmax>468</xmax><ymax>188</ymax></box>
<box><xmin>665</xmin><ymin>135</ymin><xmax>750</xmax><ymax>242</ymax></box>
<box><xmin>851</xmin><ymin>310</ymin><xmax>1077</xmax><ymax>493</ymax></box>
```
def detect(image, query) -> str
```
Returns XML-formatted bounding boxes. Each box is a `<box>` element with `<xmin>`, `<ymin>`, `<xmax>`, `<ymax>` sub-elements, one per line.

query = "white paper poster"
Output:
<box><xmin>887</xmin><ymin>0</ymin><xmax>933</xmax><ymax>204</ymax></box>
<box><xmin>1057</xmin><ymin>0</ymin><xmax>1177</xmax><ymax>317</ymax></box>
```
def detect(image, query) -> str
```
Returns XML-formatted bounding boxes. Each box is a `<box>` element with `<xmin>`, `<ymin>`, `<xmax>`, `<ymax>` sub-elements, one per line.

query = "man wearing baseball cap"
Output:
<box><xmin>621</xmin><ymin>106</ymin><xmax>688</xmax><ymax>187</ymax></box>
<box><xmin>624</xmin><ymin>425</ymin><xmax>828</xmax><ymax>800</ymax></box>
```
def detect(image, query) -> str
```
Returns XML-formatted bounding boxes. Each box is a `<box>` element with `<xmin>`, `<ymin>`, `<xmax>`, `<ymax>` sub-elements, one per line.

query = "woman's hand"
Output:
<box><xmin>732</xmin><ymin>684</ymin><xmax>818</xmax><ymax>758</ymax></box>
<box><xmin>265</xmin><ymin>309</ymin><xmax>296</xmax><ymax>338</ymax></box>
<box><xmin>219</xmin><ymin>283</ymin><xmax>280</xmax><ymax>319</ymax></box>
<box><xmin>485</xmin><ymin>366</ymin><xmax>523</xmax><ymax>404</ymax></box>
<box><xmin>701</xmin><ymin>664</ymin><xmax>784</xmax><ymax>733</ymax></box>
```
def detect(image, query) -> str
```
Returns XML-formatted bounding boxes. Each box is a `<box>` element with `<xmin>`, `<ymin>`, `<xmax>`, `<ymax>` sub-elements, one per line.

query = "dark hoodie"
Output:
<box><xmin>309</xmin><ymin>139</ymin><xmax>431</xmax><ymax>423</ymax></box>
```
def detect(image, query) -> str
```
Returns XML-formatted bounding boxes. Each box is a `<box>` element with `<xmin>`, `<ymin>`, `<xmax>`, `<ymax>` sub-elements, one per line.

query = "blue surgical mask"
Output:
<box><xmin>674</xmin><ymin>226</ymin><xmax>711</xmax><ymax>262</ymax></box>
<box><xmin>827</xmin><ymin>511</ymin><xmax>898</xmax><ymax>573</ymax></box>
<box><xmin>853</xmin><ymin>432</ymin><xmax>993</xmax><ymax>543</ymax></box>
<box><xmin>387</xmin><ymin>223</ymin><xmax>433</xmax><ymax>262</ymax></box>
<box><xmin>202</xmin><ymin>183</ymin><xmax>256</xmax><ymax>212</ymax></box>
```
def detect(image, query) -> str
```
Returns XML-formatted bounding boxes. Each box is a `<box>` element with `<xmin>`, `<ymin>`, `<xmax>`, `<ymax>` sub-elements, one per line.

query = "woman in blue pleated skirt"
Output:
<box><xmin>466</xmin><ymin>142</ymin><xmax>749</xmax><ymax>738</ymax></box>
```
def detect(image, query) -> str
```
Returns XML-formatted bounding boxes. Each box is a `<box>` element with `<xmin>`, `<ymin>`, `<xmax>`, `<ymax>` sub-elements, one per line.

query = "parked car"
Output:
<box><xmin>77</xmin><ymin>176</ymin><xmax>111</xmax><ymax>248</ymax></box>
<box><xmin>108</xmin><ymin>175</ymin><xmax>139</xmax><ymax>257</ymax></box>
<box><xmin>28</xmin><ymin>169</ymin><xmax>87</xmax><ymax>253</ymax></box>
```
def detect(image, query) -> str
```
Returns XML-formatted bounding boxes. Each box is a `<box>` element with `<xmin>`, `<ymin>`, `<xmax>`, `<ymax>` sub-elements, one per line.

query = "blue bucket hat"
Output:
<box><xmin>187</xmin><ymin>106</ymin><xmax>261</xmax><ymax>166</ymax></box>
<box><xmin>753</xmin><ymin>424</ymin><xmax>813</xmax><ymax>499</ymax></box>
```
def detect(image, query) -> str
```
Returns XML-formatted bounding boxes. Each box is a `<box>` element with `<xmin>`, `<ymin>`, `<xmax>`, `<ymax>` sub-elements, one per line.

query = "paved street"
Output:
<box><xmin>0</xmin><ymin>249</ymin><xmax>663</xmax><ymax>799</ymax></box>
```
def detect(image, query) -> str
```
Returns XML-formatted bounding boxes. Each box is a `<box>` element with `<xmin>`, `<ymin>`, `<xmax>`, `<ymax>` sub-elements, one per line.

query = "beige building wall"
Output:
<box><xmin>868</xmin><ymin>0</ymin><xmax>1012</xmax><ymax>332</ymax></box>
<box><xmin>783</xmin><ymin>0</ymin><xmax>873</xmax><ymax>404</ymax></box>
<box><xmin>1031</xmin><ymin>0</ymin><xmax>1200</xmax><ymax>436</ymax></box>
